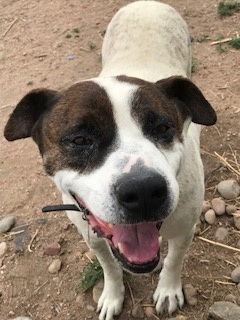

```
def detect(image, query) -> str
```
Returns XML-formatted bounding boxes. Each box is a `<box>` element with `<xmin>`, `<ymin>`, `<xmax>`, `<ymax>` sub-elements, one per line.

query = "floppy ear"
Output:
<box><xmin>156</xmin><ymin>76</ymin><xmax>217</xmax><ymax>126</ymax></box>
<box><xmin>4</xmin><ymin>89</ymin><xmax>59</xmax><ymax>141</ymax></box>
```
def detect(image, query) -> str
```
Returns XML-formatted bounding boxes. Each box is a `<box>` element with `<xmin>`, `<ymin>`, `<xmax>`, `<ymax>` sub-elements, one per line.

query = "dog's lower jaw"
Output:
<box><xmin>153</xmin><ymin>230</ymin><xmax>194</xmax><ymax>315</ymax></box>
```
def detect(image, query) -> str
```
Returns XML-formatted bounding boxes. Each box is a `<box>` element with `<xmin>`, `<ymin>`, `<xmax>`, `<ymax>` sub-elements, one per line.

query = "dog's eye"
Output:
<box><xmin>72</xmin><ymin>136</ymin><xmax>93</xmax><ymax>146</ymax></box>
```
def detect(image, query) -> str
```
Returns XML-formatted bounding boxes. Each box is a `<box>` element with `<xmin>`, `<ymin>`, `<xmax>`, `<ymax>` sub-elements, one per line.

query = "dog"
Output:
<box><xmin>4</xmin><ymin>1</ymin><xmax>216</xmax><ymax>319</ymax></box>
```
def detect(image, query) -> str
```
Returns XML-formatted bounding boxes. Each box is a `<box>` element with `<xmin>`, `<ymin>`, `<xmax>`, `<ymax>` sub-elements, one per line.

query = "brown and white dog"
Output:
<box><xmin>4</xmin><ymin>1</ymin><xmax>216</xmax><ymax>319</ymax></box>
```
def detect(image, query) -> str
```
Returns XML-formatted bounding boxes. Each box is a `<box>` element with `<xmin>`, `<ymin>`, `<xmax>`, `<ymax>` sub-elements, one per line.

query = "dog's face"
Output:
<box><xmin>4</xmin><ymin>75</ymin><xmax>216</xmax><ymax>273</ymax></box>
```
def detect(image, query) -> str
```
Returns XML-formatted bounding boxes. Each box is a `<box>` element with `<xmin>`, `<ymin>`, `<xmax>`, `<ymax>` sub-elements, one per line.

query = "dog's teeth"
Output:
<box><xmin>118</xmin><ymin>243</ymin><xmax>124</xmax><ymax>254</ymax></box>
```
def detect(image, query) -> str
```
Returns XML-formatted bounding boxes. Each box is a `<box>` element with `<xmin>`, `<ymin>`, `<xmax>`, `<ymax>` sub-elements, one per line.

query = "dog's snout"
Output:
<box><xmin>115</xmin><ymin>169</ymin><xmax>169</xmax><ymax>221</ymax></box>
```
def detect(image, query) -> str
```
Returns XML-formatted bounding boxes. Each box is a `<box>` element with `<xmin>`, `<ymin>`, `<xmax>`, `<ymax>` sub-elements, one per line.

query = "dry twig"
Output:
<box><xmin>2</xmin><ymin>18</ymin><xmax>18</xmax><ymax>38</ymax></box>
<box><xmin>28</xmin><ymin>228</ymin><xmax>40</xmax><ymax>252</ymax></box>
<box><xmin>211</xmin><ymin>37</ymin><xmax>232</xmax><ymax>45</ymax></box>
<box><xmin>198</xmin><ymin>236</ymin><xmax>240</xmax><ymax>253</ymax></box>
<box><xmin>126</xmin><ymin>281</ymin><xmax>135</xmax><ymax>306</ymax></box>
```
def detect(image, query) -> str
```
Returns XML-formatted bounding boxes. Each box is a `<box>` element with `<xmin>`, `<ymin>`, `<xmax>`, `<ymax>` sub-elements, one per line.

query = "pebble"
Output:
<box><xmin>0</xmin><ymin>216</ymin><xmax>15</xmax><ymax>233</ymax></box>
<box><xmin>215</xmin><ymin>227</ymin><xmax>229</xmax><ymax>242</ymax></box>
<box><xmin>92</xmin><ymin>279</ymin><xmax>104</xmax><ymax>304</ymax></box>
<box><xmin>211</xmin><ymin>198</ymin><xmax>226</xmax><ymax>216</ymax></box>
<box><xmin>217</xmin><ymin>179</ymin><xmax>240</xmax><ymax>200</ymax></box>
<box><xmin>209</xmin><ymin>301</ymin><xmax>240</xmax><ymax>320</ymax></box>
<box><xmin>202</xmin><ymin>200</ymin><xmax>211</xmax><ymax>213</ymax></box>
<box><xmin>225</xmin><ymin>294</ymin><xmax>236</xmax><ymax>304</ymax></box>
<box><xmin>132</xmin><ymin>304</ymin><xmax>145</xmax><ymax>318</ymax></box>
<box><xmin>233</xmin><ymin>211</ymin><xmax>240</xmax><ymax>230</ymax></box>
<box><xmin>205</xmin><ymin>209</ymin><xmax>216</xmax><ymax>225</ymax></box>
<box><xmin>86</xmin><ymin>305</ymin><xmax>95</xmax><ymax>312</ymax></box>
<box><xmin>48</xmin><ymin>259</ymin><xmax>62</xmax><ymax>274</ymax></box>
<box><xmin>14</xmin><ymin>226</ymin><xmax>29</xmax><ymax>252</ymax></box>
<box><xmin>231</xmin><ymin>266</ymin><xmax>240</xmax><ymax>283</ymax></box>
<box><xmin>183</xmin><ymin>283</ymin><xmax>197</xmax><ymax>306</ymax></box>
<box><xmin>194</xmin><ymin>219</ymin><xmax>201</xmax><ymax>235</ymax></box>
<box><xmin>144</xmin><ymin>306</ymin><xmax>155</xmax><ymax>318</ymax></box>
<box><xmin>44</xmin><ymin>242</ymin><xmax>61</xmax><ymax>256</ymax></box>
<box><xmin>0</xmin><ymin>242</ymin><xmax>7</xmax><ymax>257</ymax></box>
<box><xmin>226</xmin><ymin>205</ymin><xmax>236</xmax><ymax>216</ymax></box>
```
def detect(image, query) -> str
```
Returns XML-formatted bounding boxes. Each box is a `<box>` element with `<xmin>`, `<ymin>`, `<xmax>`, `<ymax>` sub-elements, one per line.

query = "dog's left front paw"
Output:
<box><xmin>153</xmin><ymin>275</ymin><xmax>184</xmax><ymax>315</ymax></box>
<box><xmin>97</xmin><ymin>283</ymin><xmax>125</xmax><ymax>320</ymax></box>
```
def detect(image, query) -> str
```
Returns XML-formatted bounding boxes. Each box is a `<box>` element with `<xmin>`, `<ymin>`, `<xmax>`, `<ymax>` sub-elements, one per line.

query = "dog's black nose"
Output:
<box><xmin>115</xmin><ymin>169</ymin><xmax>169</xmax><ymax>221</ymax></box>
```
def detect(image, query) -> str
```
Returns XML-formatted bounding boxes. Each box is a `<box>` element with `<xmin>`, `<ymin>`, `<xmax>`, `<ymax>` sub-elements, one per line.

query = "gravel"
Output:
<box><xmin>233</xmin><ymin>211</ymin><xmax>240</xmax><ymax>230</ymax></box>
<box><xmin>92</xmin><ymin>279</ymin><xmax>104</xmax><ymax>304</ymax></box>
<box><xmin>44</xmin><ymin>242</ymin><xmax>61</xmax><ymax>256</ymax></box>
<box><xmin>226</xmin><ymin>205</ymin><xmax>237</xmax><ymax>216</ymax></box>
<box><xmin>183</xmin><ymin>283</ymin><xmax>197</xmax><ymax>306</ymax></box>
<box><xmin>0</xmin><ymin>215</ymin><xmax>15</xmax><ymax>233</ymax></box>
<box><xmin>202</xmin><ymin>200</ymin><xmax>211</xmax><ymax>213</ymax></box>
<box><xmin>217</xmin><ymin>179</ymin><xmax>240</xmax><ymax>200</ymax></box>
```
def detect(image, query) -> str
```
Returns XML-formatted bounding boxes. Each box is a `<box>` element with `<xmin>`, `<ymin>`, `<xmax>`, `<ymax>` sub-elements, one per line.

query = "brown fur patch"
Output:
<box><xmin>33</xmin><ymin>81</ymin><xmax>117</xmax><ymax>175</ymax></box>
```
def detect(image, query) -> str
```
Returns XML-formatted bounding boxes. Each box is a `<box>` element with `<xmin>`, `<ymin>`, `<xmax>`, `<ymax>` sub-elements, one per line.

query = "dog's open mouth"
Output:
<box><xmin>72</xmin><ymin>193</ymin><xmax>161</xmax><ymax>273</ymax></box>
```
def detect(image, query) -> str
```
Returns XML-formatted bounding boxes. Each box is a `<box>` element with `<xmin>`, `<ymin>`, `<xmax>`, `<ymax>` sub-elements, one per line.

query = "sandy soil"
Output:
<box><xmin>0</xmin><ymin>0</ymin><xmax>240</xmax><ymax>319</ymax></box>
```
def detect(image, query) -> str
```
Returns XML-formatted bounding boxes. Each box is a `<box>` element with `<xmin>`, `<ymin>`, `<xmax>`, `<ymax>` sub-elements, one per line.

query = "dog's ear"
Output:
<box><xmin>156</xmin><ymin>76</ymin><xmax>217</xmax><ymax>126</ymax></box>
<box><xmin>4</xmin><ymin>89</ymin><xmax>59</xmax><ymax>141</ymax></box>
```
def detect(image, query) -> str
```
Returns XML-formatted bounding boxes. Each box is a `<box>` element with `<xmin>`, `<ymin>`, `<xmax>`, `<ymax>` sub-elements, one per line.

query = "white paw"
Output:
<box><xmin>153</xmin><ymin>275</ymin><xmax>184</xmax><ymax>315</ymax></box>
<box><xmin>97</xmin><ymin>284</ymin><xmax>125</xmax><ymax>320</ymax></box>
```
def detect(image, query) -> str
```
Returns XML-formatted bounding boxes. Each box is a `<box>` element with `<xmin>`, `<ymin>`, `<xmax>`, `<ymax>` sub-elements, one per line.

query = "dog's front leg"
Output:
<box><xmin>153</xmin><ymin>230</ymin><xmax>194</xmax><ymax>315</ymax></box>
<box><xmin>66</xmin><ymin>210</ymin><xmax>124</xmax><ymax>320</ymax></box>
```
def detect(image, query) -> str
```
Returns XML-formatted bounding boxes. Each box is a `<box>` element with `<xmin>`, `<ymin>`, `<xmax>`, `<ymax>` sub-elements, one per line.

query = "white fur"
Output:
<box><xmin>53</xmin><ymin>1</ymin><xmax>204</xmax><ymax>319</ymax></box>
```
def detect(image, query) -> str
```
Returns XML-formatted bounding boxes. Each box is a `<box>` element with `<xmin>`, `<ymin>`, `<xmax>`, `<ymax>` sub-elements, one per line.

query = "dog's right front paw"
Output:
<box><xmin>97</xmin><ymin>283</ymin><xmax>125</xmax><ymax>320</ymax></box>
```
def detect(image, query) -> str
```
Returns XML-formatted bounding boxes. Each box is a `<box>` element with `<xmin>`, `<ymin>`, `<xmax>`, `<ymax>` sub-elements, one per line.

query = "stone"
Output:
<box><xmin>194</xmin><ymin>219</ymin><xmax>202</xmax><ymax>236</ymax></box>
<box><xmin>0</xmin><ymin>216</ymin><xmax>15</xmax><ymax>233</ymax></box>
<box><xmin>215</xmin><ymin>227</ymin><xmax>229</xmax><ymax>242</ymax></box>
<box><xmin>208</xmin><ymin>301</ymin><xmax>240</xmax><ymax>320</ymax></box>
<box><xmin>202</xmin><ymin>200</ymin><xmax>211</xmax><ymax>214</ymax></box>
<box><xmin>183</xmin><ymin>283</ymin><xmax>197</xmax><ymax>306</ymax></box>
<box><xmin>231</xmin><ymin>266</ymin><xmax>240</xmax><ymax>283</ymax></box>
<box><xmin>48</xmin><ymin>259</ymin><xmax>62</xmax><ymax>274</ymax></box>
<box><xmin>144</xmin><ymin>306</ymin><xmax>155</xmax><ymax>318</ymax></box>
<box><xmin>205</xmin><ymin>209</ymin><xmax>216</xmax><ymax>225</ymax></box>
<box><xmin>132</xmin><ymin>304</ymin><xmax>145</xmax><ymax>318</ymax></box>
<box><xmin>225</xmin><ymin>294</ymin><xmax>236</xmax><ymax>304</ymax></box>
<box><xmin>226</xmin><ymin>205</ymin><xmax>237</xmax><ymax>216</ymax></box>
<box><xmin>211</xmin><ymin>198</ymin><xmax>226</xmax><ymax>216</ymax></box>
<box><xmin>0</xmin><ymin>242</ymin><xmax>7</xmax><ymax>257</ymax></box>
<box><xmin>44</xmin><ymin>242</ymin><xmax>61</xmax><ymax>256</ymax></box>
<box><xmin>86</xmin><ymin>305</ymin><xmax>95</xmax><ymax>312</ymax></box>
<box><xmin>92</xmin><ymin>279</ymin><xmax>104</xmax><ymax>304</ymax></box>
<box><xmin>217</xmin><ymin>180</ymin><xmax>240</xmax><ymax>200</ymax></box>
<box><xmin>14</xmin><ymin>226</ymin><xmax>29</xmax><ymax>252</ymax></box>
<box><xmin>233</xmin><ymin>211</ymin><xmax>240</xmax><ymax>230</ymax></box>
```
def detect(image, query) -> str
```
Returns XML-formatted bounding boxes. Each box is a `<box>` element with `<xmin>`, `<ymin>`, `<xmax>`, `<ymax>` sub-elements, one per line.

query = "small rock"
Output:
<box><xmin>211</xmin><ymin>198</ymin><xmax>226</xmax><ymax>216</ymax></box>
<box><xmin>132</xmin><ymin>305</ymin><xmax>144</xmax><ymax>318</ymax></box>
<box><xmin>194</xmin><ymin>219</ymin><xmax>201</xmax><ymax>235</ymax></box>
<box><xmin>217</xmin><ymin>180</ymin><xmax>240</xmax><ymax>200</ymax></box>
<box><xmin>215</xmin><ymin>227</ymin><xmax>229</xmax><ymax>242</ymax></box>
<box><xmin>209</xmin><ymin>301</ymin><xmax>240</xmax><ymax>320</ymax></box>
<box><xmin>48</xmin><ymin>259</ymin><xmax>62</xmax><ymax>274</ymax></box>
<box><xmin>144</xmin><ymin>306</ymin><xmax>155</xmax><ymax>318</ymax></box>
<box><xmin>225</xmin><ymin>294</ymin><xmax>236</xmax><ymax>303</ymax></box>
<box><xmin>86</xmin><ymin>305</ymin><xmax>95</xmax><ymax>312</ymax></box>
<box><xmin>0</xmin><ymin>216</ymin><xmax>15</xmax><ymax>233</ymax></box>
<box><xmin>226</xmin><ymin>205</ymin><xmax>237</xmax><ymax>216</ymax></box>
<box><xmin>231</xmin><ymin>266</ymin><xmax>240</xmax><ymax>283</ymax></box>
<box><xmin>202</xmin><ymin>200</ymin><xmax>211</xmax><ymax>213</ymax></box>
<box><xmin>92</xmin><ymin>279</ymin><xmax>104</xmax><ymax>304</ymax></box>
<box><xmin>233</xmin><ymin>211</ymin><xmax>240</xmax><ymax>230</ymax></box>
<box><xmin>44</xmin><ymin>242</ymin><xmax>61</xmax><ymax>256</ymax></box>
<box><xmin>183</xmin><ymin>283</ymin><xmax>197</xmax><ymax>306</ymax></box>
<box><xmin>205</xmin><ymin>209</ymin><xmax>216</xmax><ymax>225</ymax></box>
<box><xmin>0</xmin><ymin>242</ymin><xmax>7</xmax><ymax>257</ymax></box>
<box><xmin>14</xmin><ymin>226</ymin><xmax>29</xmax><ymax>252</ymax></box>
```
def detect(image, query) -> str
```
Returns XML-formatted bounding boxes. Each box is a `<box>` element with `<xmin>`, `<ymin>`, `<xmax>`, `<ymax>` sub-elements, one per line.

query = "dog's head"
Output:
<box><xmin>4</xmin><ymin>75</ymin><xmax>216</xmax><ymax>273</ymax></box>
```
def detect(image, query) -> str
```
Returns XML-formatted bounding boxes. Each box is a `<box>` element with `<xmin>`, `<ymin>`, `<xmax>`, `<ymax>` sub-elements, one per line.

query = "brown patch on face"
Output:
<box><xmin>118</xmin><ymin>75</ymin><xmax>186</xmax><ymax>145</ymax></box>
<box><xmin>32</xmin><ymin>81</ymin><xmax>117</xmax><ymax>175</ymax></box>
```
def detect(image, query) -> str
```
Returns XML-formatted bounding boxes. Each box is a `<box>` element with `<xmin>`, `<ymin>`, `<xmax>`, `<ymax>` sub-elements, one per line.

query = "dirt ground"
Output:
<box><xmin>0</xmin><ymin>0</ymin><xmax>240</xmax><ymax>319</ymax></box>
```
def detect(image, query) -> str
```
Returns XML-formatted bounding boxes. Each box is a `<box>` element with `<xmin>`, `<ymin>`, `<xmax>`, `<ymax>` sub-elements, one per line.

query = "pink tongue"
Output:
<box><xmin>112</xmin><ymin>222</ymin><xmax>160</xmax><ymax>264</ymax></box>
